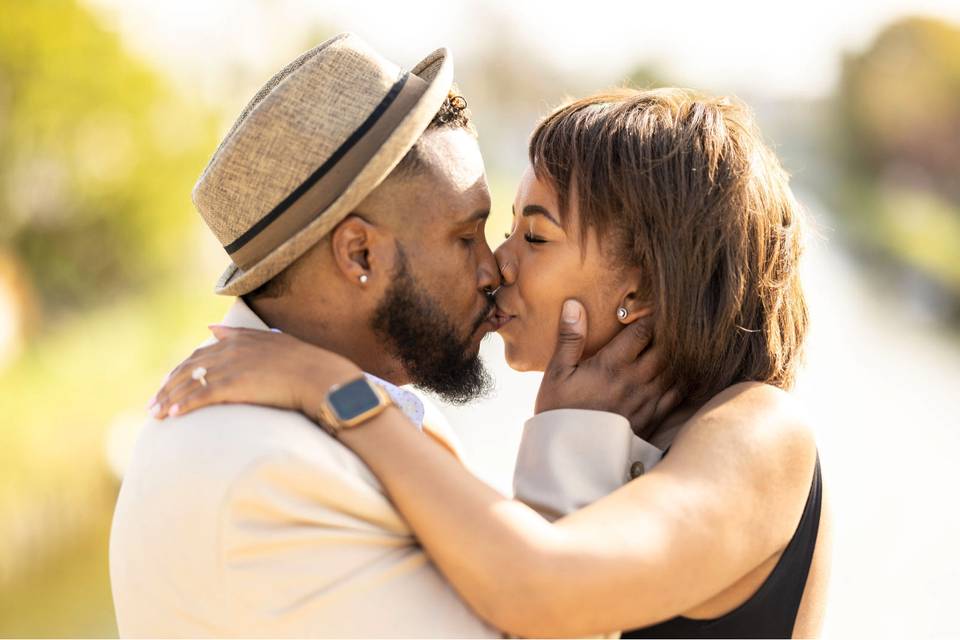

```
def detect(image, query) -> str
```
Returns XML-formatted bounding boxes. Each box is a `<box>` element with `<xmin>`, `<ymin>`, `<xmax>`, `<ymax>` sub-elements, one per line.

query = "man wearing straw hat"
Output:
<box><xmin>110</xmin><ymin>33</ymin><xmax>644</xmax><ymax>637</ymax></box>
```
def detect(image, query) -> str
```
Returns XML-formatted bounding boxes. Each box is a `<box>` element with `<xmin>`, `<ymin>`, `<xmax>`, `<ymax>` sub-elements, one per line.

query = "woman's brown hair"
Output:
<box><xmin>530</xmin><ymin>88</ymin><xmax>808</xmax><ymax>401</ymax></box>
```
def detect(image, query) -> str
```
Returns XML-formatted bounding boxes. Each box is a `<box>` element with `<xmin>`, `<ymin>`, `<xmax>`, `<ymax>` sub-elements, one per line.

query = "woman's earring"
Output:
<box><xmin>617</xmin><ymin>306</ymin><xmax>629</xmax><ymax>321</ymax></box>
<box><xmin>359</xmin><ymin>274</ymin><xmax>369</xmax><ymax>284</ymax></box>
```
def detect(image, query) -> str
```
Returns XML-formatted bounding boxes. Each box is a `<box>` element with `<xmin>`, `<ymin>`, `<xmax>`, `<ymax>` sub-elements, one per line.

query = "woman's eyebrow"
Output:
<box><xmin>521</xmin><ymin>204</ymin><xmax>561</xmax><ymax>227</ymax></box>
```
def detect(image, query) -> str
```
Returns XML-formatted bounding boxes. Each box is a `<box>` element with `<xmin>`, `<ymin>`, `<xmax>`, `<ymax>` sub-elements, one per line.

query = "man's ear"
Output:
<box><xmin>330</xmin><ymin>215</ymin><xmax>390</xmax><ymax>287</ymax></box>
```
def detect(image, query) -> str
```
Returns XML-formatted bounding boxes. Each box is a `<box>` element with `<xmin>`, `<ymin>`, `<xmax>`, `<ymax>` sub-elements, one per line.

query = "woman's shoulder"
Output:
<box><xmin>667</xmin><ymin>382</ymin><xmax>819</xmax><ymax>554</ymax></box>
<box><xmin>670</xmin><ymin>382</ymin><xmax>817</xmax><ymax>506</ymax></box>
<box><xmin>686</xmin><ymin>382</ymin><xmax>814</xmax><ymax>454</ymax></box>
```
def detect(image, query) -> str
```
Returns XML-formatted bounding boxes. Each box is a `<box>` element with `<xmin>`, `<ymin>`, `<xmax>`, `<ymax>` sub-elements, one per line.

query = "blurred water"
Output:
<box><xmin>438</xmin><ymin>203</ymin><xmax>960</xmax><ymax>638</ymax></box>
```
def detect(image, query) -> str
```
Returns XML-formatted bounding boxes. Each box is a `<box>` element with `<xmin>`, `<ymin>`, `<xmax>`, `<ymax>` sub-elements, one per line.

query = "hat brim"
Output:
<box><xmin>215</xmin><ymin>47</ymin><xmax>454</xmax><ymax>296</ymax></box>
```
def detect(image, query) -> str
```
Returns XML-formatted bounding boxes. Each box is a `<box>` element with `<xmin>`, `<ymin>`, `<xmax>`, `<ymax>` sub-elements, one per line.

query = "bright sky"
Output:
<box><xmin>89</xmin><ymin>0</ymin><xmax>960</xmax><ymax>101</ymax></box>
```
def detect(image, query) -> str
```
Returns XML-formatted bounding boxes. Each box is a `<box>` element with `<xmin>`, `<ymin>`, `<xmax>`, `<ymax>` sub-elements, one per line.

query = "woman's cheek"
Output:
<box><xmin>502</xmin><ymin>330</ymin><xmax>548</xmax><ymax>372</ymax></box>
<box><xmin>504</xmin><ymin>296</ymin><xmax>556</xmax><ymax>372</ymax></box>
<box><xmin>582</xmin><ymin>299</ymin><xmax>622</xmax><ymax>359</ymax></box>
<box><xmin>522</xmin><ymin>313</ymin><xmax>555</xmax><ymax>372</ymax></box>
<box><xmin>513</xmin><ymin>253</ymin><xmax>586</xmax><ymax>371</ymax></box>
<box><xmin>530</xmin><ymin>311</ymin><xmax>559</xmax><ymax>372</ymax></box>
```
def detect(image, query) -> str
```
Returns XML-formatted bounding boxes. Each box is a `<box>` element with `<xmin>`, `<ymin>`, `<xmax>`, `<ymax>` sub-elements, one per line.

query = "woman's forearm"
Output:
<box><xmin>150</xmin><ymin>329</ymin><xmax>794</xmax><ymax>636</ymax></box>
<box><xmin>337</xmin><ymin>406</ymin><xmax>571</xmax><ymax>633</ymax></box>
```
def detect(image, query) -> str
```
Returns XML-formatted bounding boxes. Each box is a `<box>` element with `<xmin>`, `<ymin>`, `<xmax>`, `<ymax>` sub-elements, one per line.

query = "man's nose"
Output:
<box><xmin>475</xmin><ymin>237</ymin><xmax>500</xmax><ymax>293</ymax></box>
<box><xmin>494</xmin><ymin>242</ymin><xmax>516</xmax><ymax>287</ymax></box>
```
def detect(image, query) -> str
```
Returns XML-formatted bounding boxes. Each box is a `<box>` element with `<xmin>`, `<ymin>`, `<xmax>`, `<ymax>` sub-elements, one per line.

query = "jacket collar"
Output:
<box><xmin>220</xmin><ymin>298</ymin><xmax>425</xmax><ymax>429</ymax></box>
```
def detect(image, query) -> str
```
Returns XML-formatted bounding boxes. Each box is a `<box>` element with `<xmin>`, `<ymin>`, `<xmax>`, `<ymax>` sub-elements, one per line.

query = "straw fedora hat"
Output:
<box><xmin>193</xmin><ymin>33</ymin><xmax>454</xmax><ymax>296</ymax></box>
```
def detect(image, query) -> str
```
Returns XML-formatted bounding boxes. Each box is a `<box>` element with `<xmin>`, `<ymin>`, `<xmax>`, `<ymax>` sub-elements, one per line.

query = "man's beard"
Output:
<box><xmin>371</xmin><ymin>244</ymin><xmax>494</xmax><ymax>405</ymax></box>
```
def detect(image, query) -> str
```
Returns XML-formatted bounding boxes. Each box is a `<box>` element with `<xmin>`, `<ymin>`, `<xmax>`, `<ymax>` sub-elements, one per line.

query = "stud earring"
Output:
<box><xmin>359</xmin><ymin>274</ymin><xmax>368</xmax><ymax>284</ymax></box>
<box><xmin>617</xmin><ymin>307</ymin><xmax>628</xmax><ymax>321</ymax></box>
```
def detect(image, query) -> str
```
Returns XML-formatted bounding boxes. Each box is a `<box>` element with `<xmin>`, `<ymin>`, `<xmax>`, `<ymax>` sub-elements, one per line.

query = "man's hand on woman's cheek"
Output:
<box><xmin>535</xmin><ymin>299</ymin><xmax>682</xmax><ymax>434</ymax></box>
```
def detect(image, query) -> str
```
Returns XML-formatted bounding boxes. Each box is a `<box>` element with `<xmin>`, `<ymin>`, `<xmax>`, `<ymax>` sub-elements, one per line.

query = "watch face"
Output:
<box><xmin>328</xmin><ymin>378</ymin><xmax>382</xmax><ymax>421</ymax></box>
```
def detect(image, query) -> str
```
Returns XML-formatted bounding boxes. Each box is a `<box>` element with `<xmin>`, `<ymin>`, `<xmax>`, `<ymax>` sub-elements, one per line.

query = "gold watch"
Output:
<box><xmin>317</xmin><ymin>376</ymin><xmax>393</xmax><ymax>436</ymax></box>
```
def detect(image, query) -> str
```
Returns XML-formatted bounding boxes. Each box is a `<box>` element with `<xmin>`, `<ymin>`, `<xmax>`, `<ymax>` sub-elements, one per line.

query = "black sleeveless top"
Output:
<box><xmin>623</xmin><ymin>450</ymin><xmax>822</xmax><ymax>639</ymax></box>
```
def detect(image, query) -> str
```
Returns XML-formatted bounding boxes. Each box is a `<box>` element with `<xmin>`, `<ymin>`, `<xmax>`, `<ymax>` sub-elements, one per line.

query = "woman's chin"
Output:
<box><xmin>500</xmin><ymin>337</ymin><xmax>548</xmax><ymax>373</ymax></box>
<box><xmin>506</xmin><ymin>359</ymin><xmax>538</xmax><ymax>373</ymax></box>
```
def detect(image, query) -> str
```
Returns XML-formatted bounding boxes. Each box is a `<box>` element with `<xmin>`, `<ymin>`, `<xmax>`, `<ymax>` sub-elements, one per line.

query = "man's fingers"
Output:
<box><xmin>545</xmin><ymin>300</ymin><xmax>588</xmax><ymax>376</ymax></box>
<box><xmin>633</xmin><ymin>342</ymin><xmax>667</xmax><ymax>384</ymax></box>
<box><xmin>628</xmin><ymin>374</ymin><xmax>681</xmax><ymax>436</ymax></box>
<box><xmin>601</xmin><ymin>315</ymin><xmax>655</xmax><ymax>366</ymax></box>
<box><xmin>652</xmin><ymin>386</ymin><xmax>683</xmax><ymax>425</ymax></box>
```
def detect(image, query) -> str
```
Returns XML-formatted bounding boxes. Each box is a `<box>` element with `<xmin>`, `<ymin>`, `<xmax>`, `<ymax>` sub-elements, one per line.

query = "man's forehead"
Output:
<box><xmin>418</xmin><ymin>173</ymin><xmax>490</xmax><ymax>230</ymax></box>
<box><xmin>413</xmin><ymin>131</ymin><xmax>490</xmax><ymax>226</ymax></box>
<box><xmin>418</xmin><ymin>128</ymin><xmax>487</xmax><ymax>193</ymax></box>
<box><xmin>358</xmin><ymin>129</ymin><xmax>489</xmax><ymax>231</ymax></box>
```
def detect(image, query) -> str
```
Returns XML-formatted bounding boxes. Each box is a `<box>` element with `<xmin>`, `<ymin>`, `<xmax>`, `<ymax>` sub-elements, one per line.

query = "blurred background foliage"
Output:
<box><xmin>0</xmin><ymin>0</ymin><xmax>217</xmax><ymax>314</ymax></box>
<box><xmin>0</xmin><ymin>0</ymin><xmax>222</xmax><ymax>635</ymax></box>
<box><xmin>833</xmin><ymin>16</ymin><xmax>960</xmax><ymax>318</ymax></box>
<box><xmin>0</xmin><ymin>0</ymin><xmax>957</xmax><ymax>636</ymax></box>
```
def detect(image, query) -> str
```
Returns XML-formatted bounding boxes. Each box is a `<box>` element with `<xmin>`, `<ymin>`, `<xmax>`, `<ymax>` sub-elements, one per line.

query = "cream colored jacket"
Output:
<box><xmin>110</xmin><ymin>300</ymin><xmax>663</xmax><ymax>638</ymax></box>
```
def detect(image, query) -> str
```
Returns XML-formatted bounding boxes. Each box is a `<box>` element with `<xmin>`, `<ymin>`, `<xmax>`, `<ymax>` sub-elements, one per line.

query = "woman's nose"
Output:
<box><xmin>494</xmin><ymin>243</ymin><xmax>516</xmax><ymax>286</ymax></box>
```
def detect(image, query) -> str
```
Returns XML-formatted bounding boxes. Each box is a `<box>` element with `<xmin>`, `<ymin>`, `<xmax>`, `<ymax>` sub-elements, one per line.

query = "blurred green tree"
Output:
<box><xmin>0</xmin><ymin>0</ymin><xmax>216</xmax><ymax>316</ymax></box>
<box><xmin>830</xmin><ymin>16</ymin><xmax>960</xmax><ymax>319</ymax></box>
<box><xmin>625</xmin><ymin>63</ymin><xmax>670</xmax><ymax>90</ymax></box>
<box><xmin>837</xmin><ymin>16</ymin><xmax>960</xmax><ymax>201</ymax></box>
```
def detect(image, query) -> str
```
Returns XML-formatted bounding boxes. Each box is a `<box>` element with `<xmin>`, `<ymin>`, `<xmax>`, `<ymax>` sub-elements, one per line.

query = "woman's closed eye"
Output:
<box><xmin>523</xmin><ymin>232</ymin><xmax>547</xmax><ymax>244</ymax></box>
<box><xmin>502</xmin><ymin>227</ymin><xmax>547</xmax><ymax>244</ymax></box>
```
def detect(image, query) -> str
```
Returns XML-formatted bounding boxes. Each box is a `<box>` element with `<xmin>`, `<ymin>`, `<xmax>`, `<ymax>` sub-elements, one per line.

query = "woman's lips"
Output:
<box><xmin>493</xmin><ymin>306</ymin><xmax>515</xmax><ymax>330</ymax></box>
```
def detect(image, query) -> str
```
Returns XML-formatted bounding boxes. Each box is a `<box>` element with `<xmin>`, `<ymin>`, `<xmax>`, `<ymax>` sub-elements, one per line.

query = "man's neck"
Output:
<box><xmin>243</xmin><ymin>295</ymin><xmax>410</xmax><ymax>386</ymax></box>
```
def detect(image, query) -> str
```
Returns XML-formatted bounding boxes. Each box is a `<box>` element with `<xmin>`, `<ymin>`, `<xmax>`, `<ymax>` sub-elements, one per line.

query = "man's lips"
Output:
<box><xmin>492</xmin><ymin>305</ymin><xmax>515</xmax><ymax>330</ymax></box>
<box><xmin>471</xmin><ymin>304</ymin><xmax>499</xmax><ymax>337</ymax></box>
<box><xmin>471</xmin><ymin>305</ymin><xmax>511</xmax><ymax>337</ymax></box>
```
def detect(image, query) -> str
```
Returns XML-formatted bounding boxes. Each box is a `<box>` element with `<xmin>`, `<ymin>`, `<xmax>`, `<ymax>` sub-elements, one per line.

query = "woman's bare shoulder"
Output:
<box><xmin>685</xmin><ymin>382</ymin><xmax>813</xmax><ymax>450</ymax></box>
<box><xmin>657</xmin><ymin>383</ymin><xmax>819</xmax><ymax>559</ymax></box>
<box><xmin>669</xmin><ymin>382</ymin><xmax>817</xmax><ymax>505</ymax></box>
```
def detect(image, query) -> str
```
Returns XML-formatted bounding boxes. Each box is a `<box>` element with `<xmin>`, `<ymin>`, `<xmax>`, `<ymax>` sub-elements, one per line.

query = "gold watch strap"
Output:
<box><xmin>319</xmin><ymin>377</ymin><xmax>394</xmax><ymax>436</ymax></box>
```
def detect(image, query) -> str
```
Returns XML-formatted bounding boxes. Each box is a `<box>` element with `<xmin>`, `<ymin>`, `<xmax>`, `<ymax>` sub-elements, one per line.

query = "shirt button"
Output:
<box><xmin>630</xmin><ymin>461</ymin><xmax>645</xmax><ymax>479</ymax></box>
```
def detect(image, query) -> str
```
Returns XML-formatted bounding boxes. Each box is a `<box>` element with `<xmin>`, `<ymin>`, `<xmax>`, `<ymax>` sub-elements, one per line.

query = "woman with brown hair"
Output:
<box><xmin>151</xmin><ymin>88</ymin><xmax>830</xmax><ymax>638</ymax></box>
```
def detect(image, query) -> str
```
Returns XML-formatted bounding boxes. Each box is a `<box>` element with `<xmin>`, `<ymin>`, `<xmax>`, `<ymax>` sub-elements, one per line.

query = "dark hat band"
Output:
<box><xmin>225</xmin><ymin>71</ymin><xmax>427</xmax><ymax>271</ymax></box>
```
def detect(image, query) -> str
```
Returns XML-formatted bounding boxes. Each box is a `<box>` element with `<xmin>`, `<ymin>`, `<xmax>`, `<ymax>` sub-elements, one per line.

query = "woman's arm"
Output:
<box><xmin>331</xmin><ymin>383</ymin><xmax>816</xmax><ymax>637</ymax></box>
<box><xmin>151</xmin><ymin>321</ymin><xmax>816</xmax><ymax>637</ymax></box>
<box><xmin>155</xmin><ymin>316</ymin><xmax>815</xmax><ymax>636</ymax></box>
